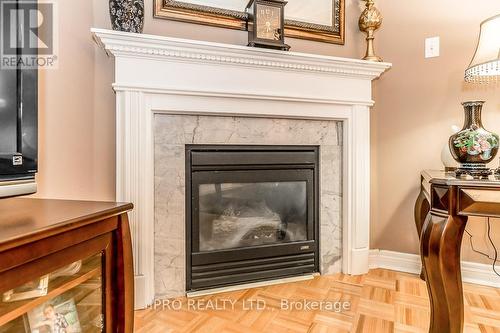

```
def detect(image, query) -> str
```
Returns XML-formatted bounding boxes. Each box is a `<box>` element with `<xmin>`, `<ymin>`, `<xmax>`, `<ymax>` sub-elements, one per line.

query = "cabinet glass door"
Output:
<box><xmin>0</xmin><ymin>253</ymin><xmax>103</xmax><ymax>333</ymax></box>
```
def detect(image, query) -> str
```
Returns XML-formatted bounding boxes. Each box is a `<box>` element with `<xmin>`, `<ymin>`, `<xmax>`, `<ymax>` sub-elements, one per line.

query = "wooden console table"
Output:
<box><xmin>415</xmin><ymin>170</ymin><xmax>500</xmax><ymax>333</ymax></box>
<box><xmin>0</xmin><ymin>198</ymin><xmax>134</xmax><ymax>332</ymax></box>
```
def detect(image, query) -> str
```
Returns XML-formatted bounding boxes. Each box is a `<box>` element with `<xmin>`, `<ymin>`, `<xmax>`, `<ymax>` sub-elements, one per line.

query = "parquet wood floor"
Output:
<box><xmin>134</xmin><ymin>269</ymin><xmax>500</xmax><ymax>332</ymax></box>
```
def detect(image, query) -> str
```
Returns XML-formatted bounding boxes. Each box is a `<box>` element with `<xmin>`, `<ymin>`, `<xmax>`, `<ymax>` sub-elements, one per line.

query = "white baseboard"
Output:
<box><xmin>134</xmin><ymin>275</ymin><xmax>147</xmax><ymax>309</ymax></box>
<box><xmin>369</xmin><ymin>249</ymin><xmax>500</xmax><ymax>288</ymax></box>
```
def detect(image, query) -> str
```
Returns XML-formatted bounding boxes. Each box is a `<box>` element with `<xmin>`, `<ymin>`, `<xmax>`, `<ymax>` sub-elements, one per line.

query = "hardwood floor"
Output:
<box><xmin>134</xmin><ymin>269</ymin><xmax>500</xmax><ymax>332</ymax></box>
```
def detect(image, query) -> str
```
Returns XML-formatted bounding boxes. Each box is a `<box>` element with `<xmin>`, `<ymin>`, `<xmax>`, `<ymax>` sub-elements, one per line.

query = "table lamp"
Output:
<box><xmin>465</xmin><ymin>14</ymin><xmax>500</xmax><ymax>83</ymax></box>
<box><xmin>448</xmin><ymin>14</ymin><xmax>500</xmax><ymax>178</ymax></box>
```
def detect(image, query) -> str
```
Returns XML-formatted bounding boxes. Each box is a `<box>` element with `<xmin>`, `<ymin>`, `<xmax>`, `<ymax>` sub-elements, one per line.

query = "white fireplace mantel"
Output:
<box><xmin>92</xmin><ymin>28</ymin><xmax>391</xmax><ymax>308</ymax></box>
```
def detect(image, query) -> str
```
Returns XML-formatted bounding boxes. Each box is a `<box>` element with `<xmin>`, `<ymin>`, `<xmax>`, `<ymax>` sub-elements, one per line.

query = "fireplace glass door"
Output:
<box><xmin>198</xmin><ymin>180</ymin><xmax>308</xmax><ymax>252</ymax></box>
<box><xmin>192</xmin><ymin>170</ymin><xmax>314</xmax><ymax>253</ymax></box>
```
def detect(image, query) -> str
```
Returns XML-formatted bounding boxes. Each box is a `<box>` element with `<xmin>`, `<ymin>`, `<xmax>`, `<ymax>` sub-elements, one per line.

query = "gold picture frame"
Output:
<box><xmin>154</xmin><ymin>0</ymin><xmax>345</xmax><ymax>44</ymax></box>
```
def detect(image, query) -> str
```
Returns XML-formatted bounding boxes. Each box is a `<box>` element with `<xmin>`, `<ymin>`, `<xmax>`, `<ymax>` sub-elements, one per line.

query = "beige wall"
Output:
<box><xmin>371</xmin><ymin>0</ymin><xmax>500</xmax><ymax>263</ymax></box>
<box><xmin>36</xmin><ymin>0</ymin><xmax>115</xmax><ymax>200</ymax></box>
<box><xmin>36</xmin><ymin>0</ymin><xmax>500</xmax><ymax>263</ymax></box>
<box><xmin>37</xmin><ymin>0</ymin><xmax>109</xmax><ymax>200</ymax></box>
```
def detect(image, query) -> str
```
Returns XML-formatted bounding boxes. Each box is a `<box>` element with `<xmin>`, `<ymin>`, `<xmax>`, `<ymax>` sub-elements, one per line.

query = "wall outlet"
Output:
<box><xmin>425</xmin><ymin>37</ymin><xmax>440</xmax><ymax>58</ymax></box>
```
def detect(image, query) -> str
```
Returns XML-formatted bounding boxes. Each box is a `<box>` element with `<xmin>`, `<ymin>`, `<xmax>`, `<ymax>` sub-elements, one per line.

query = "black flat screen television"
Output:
<box><xmin>0</xmin><ymin>0</ymin><xmax>38</xmax><ymax>196</ymax></box>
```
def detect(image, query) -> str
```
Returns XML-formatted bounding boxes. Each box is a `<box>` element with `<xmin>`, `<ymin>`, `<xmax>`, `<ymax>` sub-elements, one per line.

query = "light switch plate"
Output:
<box><xmin>425</xmin><ymin>37</ymin><xmax>440</xmax><ymax>58</ymax></box>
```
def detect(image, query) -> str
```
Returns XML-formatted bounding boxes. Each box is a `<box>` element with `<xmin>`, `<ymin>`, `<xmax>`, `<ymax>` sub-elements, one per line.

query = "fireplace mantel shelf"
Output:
<box><xmin>92</xmin><ymin>28</ymin><xmax>391</xmax><ymax>309</ymax></box>
<box><xmin>92</xmin><ymin>28</ymin><xmax>390</xmax><ymax>81</ymax></box>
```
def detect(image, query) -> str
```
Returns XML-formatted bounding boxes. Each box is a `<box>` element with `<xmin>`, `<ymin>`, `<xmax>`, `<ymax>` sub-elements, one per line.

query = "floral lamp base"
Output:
<box><xmin>449</xmin><ymin>101</ymin><xmax>499</xmax><ymax>179</ymax></box>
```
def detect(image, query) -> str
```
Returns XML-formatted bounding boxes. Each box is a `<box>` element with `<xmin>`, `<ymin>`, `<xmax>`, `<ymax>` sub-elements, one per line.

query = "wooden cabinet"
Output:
<box><xmin>0</xmin><ymin>198</ymin><xmax>134</xmax><ymax>332</ymax></box>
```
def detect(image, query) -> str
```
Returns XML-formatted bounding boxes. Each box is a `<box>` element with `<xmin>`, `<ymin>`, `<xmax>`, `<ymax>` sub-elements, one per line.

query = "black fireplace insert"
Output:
<box><xmin>186</xmin><ymin>145</ymin><xmax>319</xmax><ymax>291</ymax></box>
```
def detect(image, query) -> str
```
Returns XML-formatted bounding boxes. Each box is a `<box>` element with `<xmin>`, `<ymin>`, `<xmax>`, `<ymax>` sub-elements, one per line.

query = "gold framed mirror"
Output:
<box><xmin>154</xmin><ymin>0</ymin><xmax>345</xmax><ymax>44</ymax></box>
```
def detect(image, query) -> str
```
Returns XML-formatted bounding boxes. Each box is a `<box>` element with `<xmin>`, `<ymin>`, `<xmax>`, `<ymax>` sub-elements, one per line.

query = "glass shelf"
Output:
<box><xmin>0</xmin><ymin>253</ymin><xmax>103</xmax><ymax>333</ymax></box>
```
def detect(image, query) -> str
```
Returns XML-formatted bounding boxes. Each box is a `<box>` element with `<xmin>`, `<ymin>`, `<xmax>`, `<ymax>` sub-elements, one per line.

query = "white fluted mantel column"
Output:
<box><xmin>92</xmin><ymin>28</ymin><xmax>391</xmax><ymax>308</ymax></box>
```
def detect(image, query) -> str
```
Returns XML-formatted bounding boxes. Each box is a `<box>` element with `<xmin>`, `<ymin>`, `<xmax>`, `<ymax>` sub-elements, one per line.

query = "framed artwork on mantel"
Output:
<box><xmin>154</xmin><ymin>0</ymin><xmax>345</xmax><ymax>44</ymax></box>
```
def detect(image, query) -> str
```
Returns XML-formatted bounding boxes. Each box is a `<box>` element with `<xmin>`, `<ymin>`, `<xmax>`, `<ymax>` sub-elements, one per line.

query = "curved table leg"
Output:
<box><xmin>420</xmin><ymin>212</ymin><xmax>467</xmax><ymax>333</ymax></box>
<box><xmin>414</xmin><ymin>185</ymin><xmax>430</xmax><ymax>280</ymax></box>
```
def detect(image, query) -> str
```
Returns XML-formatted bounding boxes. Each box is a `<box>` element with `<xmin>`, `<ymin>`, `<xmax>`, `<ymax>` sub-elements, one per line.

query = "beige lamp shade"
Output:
<box><xmin>465</xmin><ymin>14</ymin><xmax>500</xmax><ymax>83</ymax></box>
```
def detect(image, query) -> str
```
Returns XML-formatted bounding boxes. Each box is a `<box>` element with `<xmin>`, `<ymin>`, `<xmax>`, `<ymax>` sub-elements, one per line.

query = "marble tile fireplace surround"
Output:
<box><xmin>92</xmin><ymin>29</ymin><xmax>390</xmax><ymax>308</ymax></box>
<box><xmin>158</xmin><ymin>120</ymin><xmax>338</xmax><ymax>296</ymax></box>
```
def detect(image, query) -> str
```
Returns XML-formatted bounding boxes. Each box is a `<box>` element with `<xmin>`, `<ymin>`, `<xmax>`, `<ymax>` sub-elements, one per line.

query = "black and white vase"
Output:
<box><xmin>449</xmin><ymin>101</ymin><xmax>499</xmax><ymax>177</ymax></box>
<box><xmin>109</xmin><ymin>0</ymin><xmax>144</xmax><ymax>33</ymax></box>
